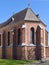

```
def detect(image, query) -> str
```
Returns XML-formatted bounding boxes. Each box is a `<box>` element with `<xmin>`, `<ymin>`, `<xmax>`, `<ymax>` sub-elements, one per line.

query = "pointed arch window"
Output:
<box><xmin>8</xmin><ymin>32</ymin><xmax>10</xmax><ymax>46</ymax></box>
<box><xmin>18</xmin><ymin>28</ymin><xmax>21</xmax><ymax>45</ymax></box>
<box><xmin>30</xmin><ymin>27</ymin><xmax>34</xmax><ymax>44</ymax></box>
<box><xmin>0</xmin><ymin>34</ymin><xmax>1</xmax><ymax>46</ymax></box>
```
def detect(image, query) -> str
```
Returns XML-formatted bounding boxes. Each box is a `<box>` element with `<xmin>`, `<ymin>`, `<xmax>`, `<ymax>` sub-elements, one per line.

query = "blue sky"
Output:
<box><xmin>0</xmin><ymin>0</ymin><xmax>49</xmax><ymax>31</ymax></box>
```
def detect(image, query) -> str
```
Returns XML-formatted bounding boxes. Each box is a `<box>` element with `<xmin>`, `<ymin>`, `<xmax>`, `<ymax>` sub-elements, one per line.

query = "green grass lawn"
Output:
<box><xmin>0</xmin><ymin>59</ymin><xmax>38</xmax><ymax>65</ymax></box>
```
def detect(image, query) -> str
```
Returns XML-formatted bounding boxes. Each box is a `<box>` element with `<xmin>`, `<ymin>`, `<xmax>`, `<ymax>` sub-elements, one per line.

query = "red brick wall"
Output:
<box><xmin>6</xmin><ymin>47</ymin><xmax>13</xmax><ymax>59</ymax></box>
<box><xmin>27</xmin><ymin>46</ymin><xmax>36</xmax><ymax>60</ymax></box>
<box><xmin>45</xmin><ymin>30</ymin><xmax>48</xmax><ymax>46</ymax></box>
<box><xmin>0</xmin><ymin>48</ymin><xmax>2</xmax><ymax>58</ymax></box>
<box><xmin>16</xmin><ymin>46</ymin><xmax>25</xmax><ymax>60</ymax></box>
<box><xmin>45</xmin><ymin>47</ymin><xmax>49</xmax><ymax>57</ymax></box>
<box><xmin>0</xmin><ymin>21</ymin><xmax>48</xmax><ymax>60</ymax></box>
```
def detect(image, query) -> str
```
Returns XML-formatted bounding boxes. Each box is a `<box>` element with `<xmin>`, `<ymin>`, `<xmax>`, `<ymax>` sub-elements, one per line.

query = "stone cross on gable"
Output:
<box><xmin>28</xmin><ymin>0</ymin><xmax>30</xmax><ymax>8</ymax></box>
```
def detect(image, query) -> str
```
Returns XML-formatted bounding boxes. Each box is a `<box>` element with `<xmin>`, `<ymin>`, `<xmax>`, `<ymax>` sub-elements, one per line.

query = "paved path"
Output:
<box><xmin>34</xmin><ymin>61</ymin><xmax>49</xmax><ymax>65</ymax></box>
<box><xmin>24</xmin><ymin>60</ymin><xmax>49</xmax><ymax>65</ymax></box>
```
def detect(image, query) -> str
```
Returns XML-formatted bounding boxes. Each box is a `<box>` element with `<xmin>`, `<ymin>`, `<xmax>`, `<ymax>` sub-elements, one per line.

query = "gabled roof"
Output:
<box><xmin>0</xmin><ymin>8</ymin><xmax>46</xmax><ymax>28</ymax></box>
<box><xmin>24</xmin><ymin>8</ymin><xmax>40</xmax><ymax>21</ymax></box>
<box><xmin>13</xmin><ymin>8</ymin><xmax>41</xmax><ymax>21</ymax></box>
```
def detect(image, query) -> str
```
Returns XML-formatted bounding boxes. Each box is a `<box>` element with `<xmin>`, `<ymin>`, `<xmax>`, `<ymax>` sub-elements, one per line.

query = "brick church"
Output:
<box><xmin>0</xmin><ymin>8</ymin><xmax>49</xmax><ymax>60</ymax></box>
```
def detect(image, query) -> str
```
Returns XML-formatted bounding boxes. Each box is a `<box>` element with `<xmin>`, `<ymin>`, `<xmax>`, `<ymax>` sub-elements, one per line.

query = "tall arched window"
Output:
<box><xmin>30</xmin><ymin>27</ymin><xmax>34</xmax><ymax>44</ymax></box>
<box><xmin>18</xmin><ymin>28</ymin><xmax>21</xmax><ymax>45</ymax></box>
<box><xmin>0</xmin><ymin>34</ymin><xmax>1</xmax><ymax>46</ymax></box>
<box><xmin>8</xmin><ymin>32</ymin><xmax>10</xmax><ymax>46</ymax></box>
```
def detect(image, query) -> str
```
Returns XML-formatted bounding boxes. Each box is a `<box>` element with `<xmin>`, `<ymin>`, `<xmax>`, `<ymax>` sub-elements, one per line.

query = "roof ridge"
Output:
<box><xmin>0</xmin><ymin>8</ymin><xmax>28</xmax><ymax>27</ymax></box>
<box><xmin>13</xmin><ymin>8</ymin><xmax>28</xmax><ymax>17</ymax></box>
<box><xmin>29</xmin><ymin>8</ymin><xmax>41</xmax><ymax>20</ymax></box>
<box><xmin>24</xmin><ymin>8</ymin><xmax>29</xmax><ymax>20</ymax></box>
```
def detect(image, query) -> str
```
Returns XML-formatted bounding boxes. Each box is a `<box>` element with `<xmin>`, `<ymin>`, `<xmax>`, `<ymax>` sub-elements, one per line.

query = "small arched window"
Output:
<box><xmin>30</xmin><ymin>27</ymin><xmax>34</xmax><ymax>44</ymax></box>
